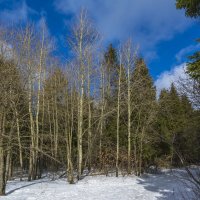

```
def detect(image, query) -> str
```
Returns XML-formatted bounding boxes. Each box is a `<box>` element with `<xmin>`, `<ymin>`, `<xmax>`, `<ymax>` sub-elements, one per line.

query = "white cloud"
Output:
<box><xmin>54</xmin><ymin>0</ymin><xmax>193</xmax><ymax>51</ymax></box>
<box><xmin>155</xmin><ymin>63</ymin><xmax>187</xmax><ymax>95</ymax></box>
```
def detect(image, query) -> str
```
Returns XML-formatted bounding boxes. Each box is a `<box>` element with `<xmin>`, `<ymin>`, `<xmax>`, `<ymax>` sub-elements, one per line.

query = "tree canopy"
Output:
<box><xmin>176</xmin><ymin>0</ymin><xmax>200</xmax><ymax>18</ymax></box>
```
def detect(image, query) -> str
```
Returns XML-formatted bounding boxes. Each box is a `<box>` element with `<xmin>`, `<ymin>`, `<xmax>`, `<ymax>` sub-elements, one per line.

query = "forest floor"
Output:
<box><xmin>0</xmin><ymin>169</ymin><xmax>195</xmax><ymax>200</ymax></box>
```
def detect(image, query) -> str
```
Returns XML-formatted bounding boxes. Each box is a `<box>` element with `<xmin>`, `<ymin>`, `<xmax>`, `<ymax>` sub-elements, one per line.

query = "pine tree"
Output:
<box><xmin>100</xmin><ymin>44</ymin><xmax>119</xmax><ymax>173</ymax></box>
<box><xmin>131</xmin><ymin>58</ymin><xmax>156</xmax><ymax>175</ymax></box>
<box><xmin>104</xmin><ymin>44</ymin><xmax>119</xmax><ymax>98</ymax></box>
<box><xmin>156</xmin><ymin>84</ymin><xmax>193</xmax><ymax>166</ymax></box>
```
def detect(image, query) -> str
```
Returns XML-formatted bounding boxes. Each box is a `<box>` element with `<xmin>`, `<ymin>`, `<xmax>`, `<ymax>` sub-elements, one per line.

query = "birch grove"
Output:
<box><xmin>0</xmin><ymin>10</ymin><xmax>199</xmax><ymax>196</ymax></box>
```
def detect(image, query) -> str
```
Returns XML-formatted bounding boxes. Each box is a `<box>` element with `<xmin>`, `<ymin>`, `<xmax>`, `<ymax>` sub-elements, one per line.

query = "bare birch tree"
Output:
<box><xmin>116</xmin><ymin>47</ymin><xmax>122</xmax><ymax>177</ymax></box>
<box><xmin>122</xmin><ymin>40</ymin><xmax>138</xmax><ymax>174</ymax></box>
<box><xmin>68</xmin><ymin>9</ymin><xmax>99</xmax><ymax>179</ymax></box>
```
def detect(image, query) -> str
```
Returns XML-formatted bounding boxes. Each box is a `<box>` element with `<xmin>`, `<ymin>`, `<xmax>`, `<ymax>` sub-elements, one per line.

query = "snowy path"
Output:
<box><xmin>0</xmin><ymin>172</ymin><xmax>192</xmax><ymax>200</ymax></box>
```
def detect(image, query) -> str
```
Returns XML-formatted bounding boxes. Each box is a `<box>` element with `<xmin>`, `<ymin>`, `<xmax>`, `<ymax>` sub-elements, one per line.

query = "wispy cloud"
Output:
<box><xmin>0</xmin><ymin>1</ymin><xmax>37</xmax><ymax>25</ymax></box>
<box><xmin>54</xmin><ymin>0</ymin><xmax>193</xmax><ymax>52</ymax></box>
<box><xmin>175</xmin><ymin>43</ymin><xmax>200</xmax><ymax>62</ymax></box>
<box><xmin>155</xmin><ymin>63</ymin><xmax>187</xmax><ymax>95</ymax></box>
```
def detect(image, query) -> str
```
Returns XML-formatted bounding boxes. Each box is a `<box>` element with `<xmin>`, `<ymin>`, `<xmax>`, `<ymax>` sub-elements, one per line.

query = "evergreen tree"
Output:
<box><xmin>104</xmin><ymin>44</ymin><xmax>119</xmax><ymax>98</ymax></box>
<box><xmin>156</xmin><ymin>84</ymin><xmax>183</xmax><ymax>165</ymax></box>
<box><xmin>131</xmin><ymin>58</ymin><xmax>156</xmax><ymax>174</ymax></box>
<box><xmin>175</xmin><ymin>95</ymin><xmax>200</xmax><ymax>164</ymax></box>
<box><xmin>176</xmin><ymin>0</ymin><xmax>200</xmax><ymax>18</ymax></box>
<box><xmin>187</xmin><ymin>40</ymin><xmax>200</xmax><ymax>81</ymax></box>
<box><xmin>156</xmin><ymin>84</ymin><xmax>198</xmax><ymax>166</ymax></box>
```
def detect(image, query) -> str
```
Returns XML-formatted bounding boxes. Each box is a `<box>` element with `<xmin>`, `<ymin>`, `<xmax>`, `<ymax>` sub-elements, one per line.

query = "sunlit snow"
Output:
<box><xmin>0</xmin><ymin>170</ymin><xmax>193</xmax><ymax>200</ymax></box>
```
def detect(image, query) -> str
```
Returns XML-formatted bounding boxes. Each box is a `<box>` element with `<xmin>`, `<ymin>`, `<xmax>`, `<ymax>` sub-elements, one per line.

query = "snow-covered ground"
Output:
<box><xmin>0</xmin><ymin>170</ymin><xmax>194</xmax><ymax>200</ymax></box>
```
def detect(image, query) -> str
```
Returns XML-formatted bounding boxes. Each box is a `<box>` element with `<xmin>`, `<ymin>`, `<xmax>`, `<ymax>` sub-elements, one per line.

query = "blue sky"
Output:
<box><xmin>0</xmin><ymin>0</ymin><xmax>200</xmax><ymax>91</ymax></box>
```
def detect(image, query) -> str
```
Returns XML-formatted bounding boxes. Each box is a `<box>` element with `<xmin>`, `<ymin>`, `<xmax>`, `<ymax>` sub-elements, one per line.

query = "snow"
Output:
<box><xmin>0</xmin><ymin>171</ymin><xmax>194</xmax><ymax>200</ymax></box>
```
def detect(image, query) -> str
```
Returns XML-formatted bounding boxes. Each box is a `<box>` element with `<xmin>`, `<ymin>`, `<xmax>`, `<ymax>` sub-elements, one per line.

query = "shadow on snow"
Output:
<box><xmin>136</xmin><ymin>171</ymin><xmax>193</xmax><ymax>200</ymax></box>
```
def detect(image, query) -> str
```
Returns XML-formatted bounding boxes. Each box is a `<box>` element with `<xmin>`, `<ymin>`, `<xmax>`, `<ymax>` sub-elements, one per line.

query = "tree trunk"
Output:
<box><xmin>47</xmin><ymin>101</ymin><xmax>53</xmax><ymax>157</ymax></box>
<box><xmin>54</xmin><ymin>93</ymin><xmax>59</xmax><ymax>160</ymax></box>
<box><xmin>87</xmin><ymin>56</ymin><xmax>92</xmax><ymax>172</ymax></box>
<box><xmin>139</xmin><ymin>127</ymin><xmax>145</xmax><ymax>176</ymax></box>
<box><xmin>0</xmin><ymin>112</ymin><xmax>6</xmax><ymax>196</ymax></box>
<box><xmin>28</xmin><ymin>76</ymin><xmax>35</xmax><ymax>181</ymax></box>
<box><xmin>16</xmin><ymin>110</ymin><xmax>23</xmax><ymax>181</ymax></box>
<box><xmin>78</xmin><ymin>73</ymin><xmax>84</xmax><ymax>179</ymax></box>
<box><xmin>35</xmin><ymin>25</ymin><xmax>45</xmax><ymax>179</ymax></box>
<box><xmin>100</xmin><ymin>65</ymin><xmax>105</xmax><ymax>170</ymax></box>
<box><xmin>134</xmin><ymin>125</ymin><xmax>139</xmax><ymax>176</ymax></box>
<box><xmin>5</xmin><ymin>120</ymin><xmax>14</xmax><ymax>182</ymax></box>
<box><xmin>127</xmin><ymin>57</ymin><xmax>131</xmax><ymax>175</ymax></box>
<box><xmin>5</xmin><ymin>150</ymin><xmax>11</xmax><ymax>182</ymax></box>
<box><xmin>38</xmin><ymin>69</ymin><xmax>46</xmax><ymax>179</ymax></box>
<box><xmin>65</xmin><ymin>83</ymin><xmax>74</xmax><ymax>184</ymax></box>
<box><xmin>116</xmin><ymin>56</ymin><xmax>122</xmax><ymax>177</ymax></box>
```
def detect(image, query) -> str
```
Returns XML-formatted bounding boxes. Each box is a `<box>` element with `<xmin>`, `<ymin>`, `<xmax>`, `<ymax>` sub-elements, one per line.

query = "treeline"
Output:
<box><xmin>0</xmin><ymin>11</ymin><xmax>199</xmax><ymax>195</ymax></box>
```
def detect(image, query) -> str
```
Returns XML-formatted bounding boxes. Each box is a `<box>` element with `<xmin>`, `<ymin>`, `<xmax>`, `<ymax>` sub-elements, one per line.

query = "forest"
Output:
<box><xmin>0</xmin><ymin>0</ymin><xmax>200</xmax><ymax>198</ymax></box>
